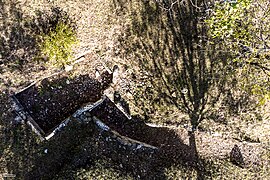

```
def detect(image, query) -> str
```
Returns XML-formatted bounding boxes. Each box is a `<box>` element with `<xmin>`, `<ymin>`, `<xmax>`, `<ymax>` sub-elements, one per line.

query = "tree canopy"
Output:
<box><xmin>206</xmin><ymin>0</ymin><xmax>270</xmax><ymax>105</ymax></box>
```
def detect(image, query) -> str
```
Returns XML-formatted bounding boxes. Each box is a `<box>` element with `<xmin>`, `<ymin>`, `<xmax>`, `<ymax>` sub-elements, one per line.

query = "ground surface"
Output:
<box><xmin>0</xmin><ymin>0</ymin><xmax>269</xmax><ymax>179</ymax></box>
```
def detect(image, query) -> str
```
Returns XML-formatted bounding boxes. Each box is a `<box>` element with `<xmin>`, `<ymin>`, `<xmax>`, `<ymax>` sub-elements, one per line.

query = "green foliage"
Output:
<box><xmin>40</xmin><ymin>22</ymin><xmax>78</xmax><ymax>67</ymax></box>
<box><xmin>251</xmin><ymin>84</ymin><xmax>270</xmax><ymax>106</ymax></box>
<box><xmin>206</xmin><ymin>0</ymin><xmax>270</xmax><ymax>105</ymax></box>
<box><xmin>206</xmin><ymin>0</ymin><xmax>252</xmax><ymax>44</ymax></box>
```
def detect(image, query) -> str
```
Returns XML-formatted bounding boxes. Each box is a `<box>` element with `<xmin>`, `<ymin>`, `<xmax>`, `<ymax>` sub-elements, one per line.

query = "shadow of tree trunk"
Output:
<box><xmin>110</xmin><ymin>0</ymin><xmax>255</xmax><ymax>178</ymax></box>
<box><xmin>113</xmin><ymin>0</ymin><xmax>213</xmax><ymax>128</ymax></box>
<box><xmin>113</xmin><ymin>0</ymin><xmax>259</xmax><ymax>124</ymax></box>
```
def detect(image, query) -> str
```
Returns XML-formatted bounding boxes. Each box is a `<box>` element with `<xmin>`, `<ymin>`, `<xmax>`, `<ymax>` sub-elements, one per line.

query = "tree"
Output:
<box><xmin>205</xmin><ymin>0</ymin><xmax>270</xmax><ymax>105</ymax></box>
<box><xmin>114</xmin><ymin>0</ymin><xmax>267</xmax><ymax>132</ymax></box>
<box><xmin>115</xmin><ymin>0</ymin><xmax>228</xmax><ymax>130</ymax></box>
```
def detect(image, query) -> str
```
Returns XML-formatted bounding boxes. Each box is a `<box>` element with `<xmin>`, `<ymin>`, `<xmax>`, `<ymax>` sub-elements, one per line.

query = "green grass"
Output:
<box><xmin>40</xmin><ymin>22</ymin><xmax>78</xmax><ymax>67</ymax></box>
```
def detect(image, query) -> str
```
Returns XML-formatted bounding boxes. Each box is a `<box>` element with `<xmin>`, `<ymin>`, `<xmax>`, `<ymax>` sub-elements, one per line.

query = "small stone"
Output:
<box><xmin>80</xmin><ymin>114</ymin><xmax>86</xmax><ymax>120</ymax></box>
<box><xmin>18</xmin><ymin>112</ymin><xmax>27</xmax><ymax>120</ymax></box>
<box><xmin>181</xmin><ymin>88</ymin><xmax>188</xmax><ymax>94</ymax></box>
<box><xmin>230</xmin><ymin>144</ymin><xmax>244</xmax><ymax>167</ymax></box>
<box><xmin>65</xmin><ymin>65</ymin><xmax>73</xmax><ymax>72</ymax></box>
<box><xmin>14</xmin><ymin>116</ymin><xmax>23</xmax><ymax>123</ymax></box>
<box><xmin>44</xmin><ymin>149</ymin><xmax>48</xmax><ymax>154</ymax></box>
<box><xmin>136</xmin><ymin>144</ymin><xmax>143</xmax><ymax>150</ymax></box>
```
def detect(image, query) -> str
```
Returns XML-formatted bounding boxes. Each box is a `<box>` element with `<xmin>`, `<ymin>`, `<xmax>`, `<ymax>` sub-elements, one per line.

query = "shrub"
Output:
<box><xmin>33</xmin><ymin>7</ymin><xmax>78</xmax><ymax>67</ymax></box>
<box><xmin>205</xmin><ymin>0</ymin><xmax>270</xmax><ymax>105</ymax></box>
<box><xmin>40</xmin><ymin>21</ymin><xmax>78</xmax><ymax>67</ymax></box>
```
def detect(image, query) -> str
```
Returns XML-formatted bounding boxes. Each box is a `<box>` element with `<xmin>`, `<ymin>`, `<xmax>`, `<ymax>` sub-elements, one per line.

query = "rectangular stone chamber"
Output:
<box><xmin>11</xmin><ymin>72</ymin><xmax>104</xmax><ymax>139</ymax></box>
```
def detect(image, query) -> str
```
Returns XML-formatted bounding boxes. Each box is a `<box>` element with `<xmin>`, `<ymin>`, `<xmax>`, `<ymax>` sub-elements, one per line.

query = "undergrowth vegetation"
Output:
<box><xmin>40</xmin><ymin>22</ymin><xmax>78</xmax><ymax>67</ymax></box>
<box><xmin>111</xmin><ymin>0</ymin><xmax>270</xmax><ymax>178</ymax></box>
<box><xmin>206</xmin><ymin>0</ymin><xmax>270</xmax><ymax>105</ymax></box>
<box><xmin>35</xmin><ymin>7</ymin><xmax>78</xmax><ymax>67</ymax></box>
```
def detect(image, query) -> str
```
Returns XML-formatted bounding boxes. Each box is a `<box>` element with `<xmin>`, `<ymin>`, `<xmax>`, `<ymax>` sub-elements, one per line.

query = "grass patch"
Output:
<box><xmin>40</xmin><ymin>22</ymin><xmax>78</xmax><ymax>67</ymax></box>
<box><xmin>36</xmin><ymin>7</ymin><xmax>79</xmax><ymax>68</ymax></box>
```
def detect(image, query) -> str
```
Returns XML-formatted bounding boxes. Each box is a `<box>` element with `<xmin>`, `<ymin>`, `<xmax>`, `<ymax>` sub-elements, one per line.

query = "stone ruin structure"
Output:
<box><xmin>10</xmin><ymin>64</ymin><xmax>222</xmax><ymax>179</ymax></box>
<box><xmin>11</xmin><ymin>67</ymin><xmax>158</xmax><ymax>152</ymax></box>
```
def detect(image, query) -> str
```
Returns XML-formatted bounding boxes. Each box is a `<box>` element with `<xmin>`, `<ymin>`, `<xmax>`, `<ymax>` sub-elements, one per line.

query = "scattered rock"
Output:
<box><xmin>64</xmin><ymin>65</ymin><xmax>73</xmax><ymax>72</ymax></box>
<box><xmin>230</xmin><ymin>144</ymin><xmax>244</xmax><ymax>167</ymax></box>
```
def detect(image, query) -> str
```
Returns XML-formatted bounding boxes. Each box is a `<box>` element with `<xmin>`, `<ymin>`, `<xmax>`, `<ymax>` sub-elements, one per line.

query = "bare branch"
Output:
<box><xmin>247</xmin><ymin>62</ymin><xmax>270</xmax><ymax>76</ymax></box>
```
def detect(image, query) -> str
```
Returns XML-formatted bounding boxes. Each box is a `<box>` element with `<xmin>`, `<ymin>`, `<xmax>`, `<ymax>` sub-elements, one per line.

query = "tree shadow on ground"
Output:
<box><xmin>0</xmin><ymin>2</ymin><xmax>76</xmax><ymax>72</ymax></box>
<box><xmin>97</xmin><ymin>113</ymin><xmax>213</xmax><ymax>179</ymax></box>
<box><xmin>110</xmin><ymin>0</ymin><xmax>261</xmax><ymax>178</ymax></box>
<box><xmin>23</xmin><ymin>120</ymin><xmax>97</xmax><ymax>179</ymax></box>
<box><xmin>113</xmin><ymin>0</ymin><xmax>258</xmax><ymax>127</ymax></box>
<box><xmin>0</xmin><ymin>91</ymin><xmax>40</xmax><ymax>178</ymax></box>
<box><xmin>1</xmin><ymin>0</ymin><xmax>261</xmax><ymax>179</ymax></box>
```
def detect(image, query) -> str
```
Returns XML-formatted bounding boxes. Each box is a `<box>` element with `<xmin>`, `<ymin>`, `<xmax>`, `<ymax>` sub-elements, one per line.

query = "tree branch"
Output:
<box><xmin>248</xmin><ymin>62</ymin><xmax>270</xmax><ymax>75</ymax></box>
